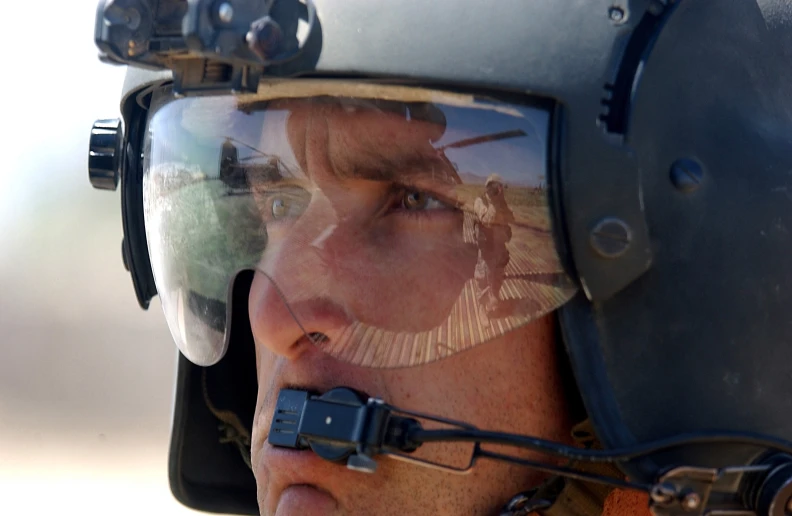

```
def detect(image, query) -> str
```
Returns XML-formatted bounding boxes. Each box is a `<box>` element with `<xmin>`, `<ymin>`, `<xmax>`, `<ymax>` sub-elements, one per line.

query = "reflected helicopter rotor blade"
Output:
<box><xmin>222</xmin><ymin>136</ymin><xmax>277</xmax><ymax>161</ymax></box>
<box><xmin>437</xmin><ymin>129</ymin><xmax>527</xmax><ymax>151</ymax></box>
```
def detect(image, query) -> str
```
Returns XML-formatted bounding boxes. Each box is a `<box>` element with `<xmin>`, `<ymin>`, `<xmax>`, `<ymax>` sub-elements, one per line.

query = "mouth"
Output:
<box><xmin>255</xmin><ymin>440</ymin><xmax>344</xmax><ymax>515</ymax></box>
<box><xmin>276</xmin><ymin>484</ymin><xmax>338</xmax><ymax>516</ymax></box>
<box><xmin>253</xmin><ymin>380</ymin><xmax>352</xmax><ymax>515</ymax></box>
<box><xmin>252</xmin><ymin>354</ymin><xmax>390</xmax><ymax>513</ymax></box>
<box><xmin>253</xmin><ymin>381</ymin><xmax>323</xmax><ymax>451</ymax></box>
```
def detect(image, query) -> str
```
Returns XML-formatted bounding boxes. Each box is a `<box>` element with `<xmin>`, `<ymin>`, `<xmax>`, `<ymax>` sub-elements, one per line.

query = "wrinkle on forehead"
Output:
<box><xmin>277</xmin><ymin>98</ymin><xmax>457</xmax><ymax>185</ymax></box>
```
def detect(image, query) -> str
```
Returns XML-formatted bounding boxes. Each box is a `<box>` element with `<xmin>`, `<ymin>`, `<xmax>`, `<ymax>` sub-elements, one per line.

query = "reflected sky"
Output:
<box><xmin>0</xmin><ymin>1</ymin><xmax>203</xmax><ymax>513</ymax></box>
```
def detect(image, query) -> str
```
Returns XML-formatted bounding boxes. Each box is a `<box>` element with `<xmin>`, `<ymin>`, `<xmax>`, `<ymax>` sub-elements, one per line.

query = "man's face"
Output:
<box><xmin>487</xmin><ymin>181</ymin><xmax>504</xmax><ymax>198</ymax></box>
<box><xmin>245</xmin><ymin>99</ymin><xmax>573</xmax><ymax>515</ymax></box>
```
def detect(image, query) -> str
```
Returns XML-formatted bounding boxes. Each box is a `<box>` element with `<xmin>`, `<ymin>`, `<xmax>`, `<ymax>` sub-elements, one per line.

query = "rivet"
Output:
<box><xmin>681</xmin><ymin>492</ymin><xmax>701</xmax><ymax>511</ymax></box>
<box><xmin>670</xmin><ymin>158</ymin><xmax>704</xmax><ymax>193</ymax></box>
<box><xmin>218</xmin><ymin>2</ymin><xmax>234</xmax><ymax>23</ymax></box>
<box><xmin>325</xmin><ymin>416</ymin><xmax>332</xmax><ymax>425</ymax></box>
<box><xmin>590</xmin><ymin>218</ymin><xmax>632</xmax><ymax>258</ymax></box>
<box><xmin>609</xmin><ymin>6</ymin><xmax>627</xmax><ymax>23</ymax></box>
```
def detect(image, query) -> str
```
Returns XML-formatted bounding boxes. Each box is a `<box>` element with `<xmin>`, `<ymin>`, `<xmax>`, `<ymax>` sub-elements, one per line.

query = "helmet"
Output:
<box><xmin>88</xmin><ymin>0</ymin><xmax>792</xmax><ymax>514</ymax></box>
<box><xmin>485</xmin><ymin>174</ymin><xmax>505</xmax><ymax>188</ymax></box>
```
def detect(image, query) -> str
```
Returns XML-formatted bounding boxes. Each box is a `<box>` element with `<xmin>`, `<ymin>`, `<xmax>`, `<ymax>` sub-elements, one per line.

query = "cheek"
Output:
<box><xmin>251</xmin><ymin>343</ymin><xmax>274</xmax><ymax>414</ymax></box>
<box><xmin>255</xmin><ymin>343</ymin><xmax>261</xmax><ymax>376</ymax></box>
<box><xmin>329</xmin><ymin>216</ymin><xmax>477</xmax><ymax>330</ymax></box>
<box><xmin>377</xmin><ymin>317</ymin><xmax>568</xmax><ymax>435</ymax></box>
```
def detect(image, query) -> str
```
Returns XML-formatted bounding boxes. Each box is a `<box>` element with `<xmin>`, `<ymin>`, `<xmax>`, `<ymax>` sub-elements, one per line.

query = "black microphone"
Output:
<box><xmin>266</xmin><ymin>386</ymin><xmax>792</xmax><ymax>516</ymax></box>
<box><xmin>268</xmin><ymin>387</ymin><xmax>421</xmax><ymax>472</ymax></box>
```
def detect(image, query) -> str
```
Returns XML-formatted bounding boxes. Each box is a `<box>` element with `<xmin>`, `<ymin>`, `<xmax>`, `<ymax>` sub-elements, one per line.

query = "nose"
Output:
<box><xmin>248</xmin><ymin>197</ymin><xmax>353</xmax><ymax>361</ymax></box>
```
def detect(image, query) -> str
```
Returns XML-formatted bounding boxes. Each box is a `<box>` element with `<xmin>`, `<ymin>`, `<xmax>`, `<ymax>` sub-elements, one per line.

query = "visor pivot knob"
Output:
<box><xmin>89</xmin><ymin>118</ymin><xmax>123</xmax><ymax>191</ymax></box>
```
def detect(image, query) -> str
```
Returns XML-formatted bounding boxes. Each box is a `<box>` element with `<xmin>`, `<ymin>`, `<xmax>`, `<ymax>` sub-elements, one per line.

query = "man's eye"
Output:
<box><xmin>270</xmin><ymin>197</ymin><xmax>288</xmax><ymax>219</ymax></box>
<box><xmin>256</xmin><ymin>188</ymin><xmax>310</xmax><ymax>222</ymax></box>
<box><xmin>401</xmin><ymin>189</ymin><xmax>445</xmax><ymax>211</ymax></box>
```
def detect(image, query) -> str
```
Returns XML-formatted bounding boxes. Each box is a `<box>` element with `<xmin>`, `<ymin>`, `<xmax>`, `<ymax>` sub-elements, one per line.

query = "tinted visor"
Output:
<box><xmin>142</xmin><ymin>81</ymin><xmax>578</xmax><ymax>366</ymax></box>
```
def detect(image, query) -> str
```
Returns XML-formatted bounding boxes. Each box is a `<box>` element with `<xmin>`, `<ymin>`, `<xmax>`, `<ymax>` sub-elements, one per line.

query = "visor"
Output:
<box><xmin>142</xmin><ymin>81</ymin><xmax>578</xmax><ymax>366</ymax></box>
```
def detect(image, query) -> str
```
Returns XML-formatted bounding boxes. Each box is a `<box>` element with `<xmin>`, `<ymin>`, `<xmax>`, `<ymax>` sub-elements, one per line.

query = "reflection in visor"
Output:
<box><xmin>142</xmin><ymin>82</ymin><xmax>578</xmax><ymax>367</ymax></box>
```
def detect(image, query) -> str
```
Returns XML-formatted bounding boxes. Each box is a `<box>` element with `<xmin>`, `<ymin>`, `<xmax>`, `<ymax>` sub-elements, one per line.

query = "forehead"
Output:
<box><xmin>156</xmin><ymin>84</ymin><xmax>550</xmax><ymax>188</ymax></box>
<box><xmin>260</xmin><ymin>97</ymin><xmax>447</xmax><ymax>140</ymax></box>
<box><xmin>240</xmin><ymin>97</ymin><xmax>451</xmax><ymax>178</ymax></box>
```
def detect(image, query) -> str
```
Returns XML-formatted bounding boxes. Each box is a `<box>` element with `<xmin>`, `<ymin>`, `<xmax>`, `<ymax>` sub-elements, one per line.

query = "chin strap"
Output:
<box><xmin>501</xmin><ymin>420</ymin><xmax>651</xmax><ymax>516</ymax></box>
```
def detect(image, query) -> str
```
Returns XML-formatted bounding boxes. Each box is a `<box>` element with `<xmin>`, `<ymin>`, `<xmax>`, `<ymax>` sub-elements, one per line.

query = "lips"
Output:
<box><xmin>250</xmin><ymin>334</ymin><xmax>393</xmax><ymax>514</ymax></box>
<box><xmin>276</xmin><ymin>484</ymin><xmax>338</xmax><ymax>516</ymax></box>
<box><xmin>255</xmin><ymin>427</ymin><xmax>368</xmax><ymax>516</ymax></box>
<box><xmin>251</xmin><ymin>372</ymin><xmax>353</xmax><ymax>514</ymax></box>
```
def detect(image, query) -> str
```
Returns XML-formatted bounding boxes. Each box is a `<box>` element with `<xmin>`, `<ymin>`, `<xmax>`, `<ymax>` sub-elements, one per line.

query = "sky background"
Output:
<box><xmin>0</xmin><ymin>1</ymin><xmax>204</xmax><ymax>514</ymax></box>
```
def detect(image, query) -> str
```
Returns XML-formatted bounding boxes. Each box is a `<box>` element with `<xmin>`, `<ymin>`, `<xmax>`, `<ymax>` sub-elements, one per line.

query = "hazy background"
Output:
<box><xmin>0</xmin><ymin>1</ymin><xmax>204</xmax><ymax>513</ymax></box>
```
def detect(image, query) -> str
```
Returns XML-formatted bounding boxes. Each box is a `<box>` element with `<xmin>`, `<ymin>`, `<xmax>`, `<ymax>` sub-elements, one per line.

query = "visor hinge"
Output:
<box><xmin>648</xmin><ymin>467</ymin><xmax>716</xmax><ymax>516</ymax></box>
<box><xmin>95</xmin><ymin>0</ymin><xmax>317</xmax><ymax>95</ymax></box>
<box><xmin>649</xmin><ymin>464</ymin><xmax>792</xmax><ymax>516</ymax></box>
<box><xmin>647</xmin><ymin>460</ymin><xmax>792</xmax><ymax>516</ymax></box>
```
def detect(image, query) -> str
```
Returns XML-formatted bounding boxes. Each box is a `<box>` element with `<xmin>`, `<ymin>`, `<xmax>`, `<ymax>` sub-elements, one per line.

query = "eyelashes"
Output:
<box><xmin>249</xmin><ymin>171</ymin><xmax>460</xmax><ymax>228</ymax></box>
<box><xmin>393</xmin><ymin>188</ymin><xmax>451</xmax><ymax>213</ymax></box>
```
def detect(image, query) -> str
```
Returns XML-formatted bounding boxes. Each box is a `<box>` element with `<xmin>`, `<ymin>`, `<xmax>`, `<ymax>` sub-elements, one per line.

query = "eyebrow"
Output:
<box><xmin>240</xmin><ymin>159</ymin><xmax>292</xmax><ymax>186</ymax></box>
<box><xmin>244</xmin><ymin>149</ymin><xmax>460</xmax><ymax>188</ymax></box>
<box><xmin>342</xmin><ymin>151</ymin><xmax>458</xmax><ymax>184</ymax></box>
